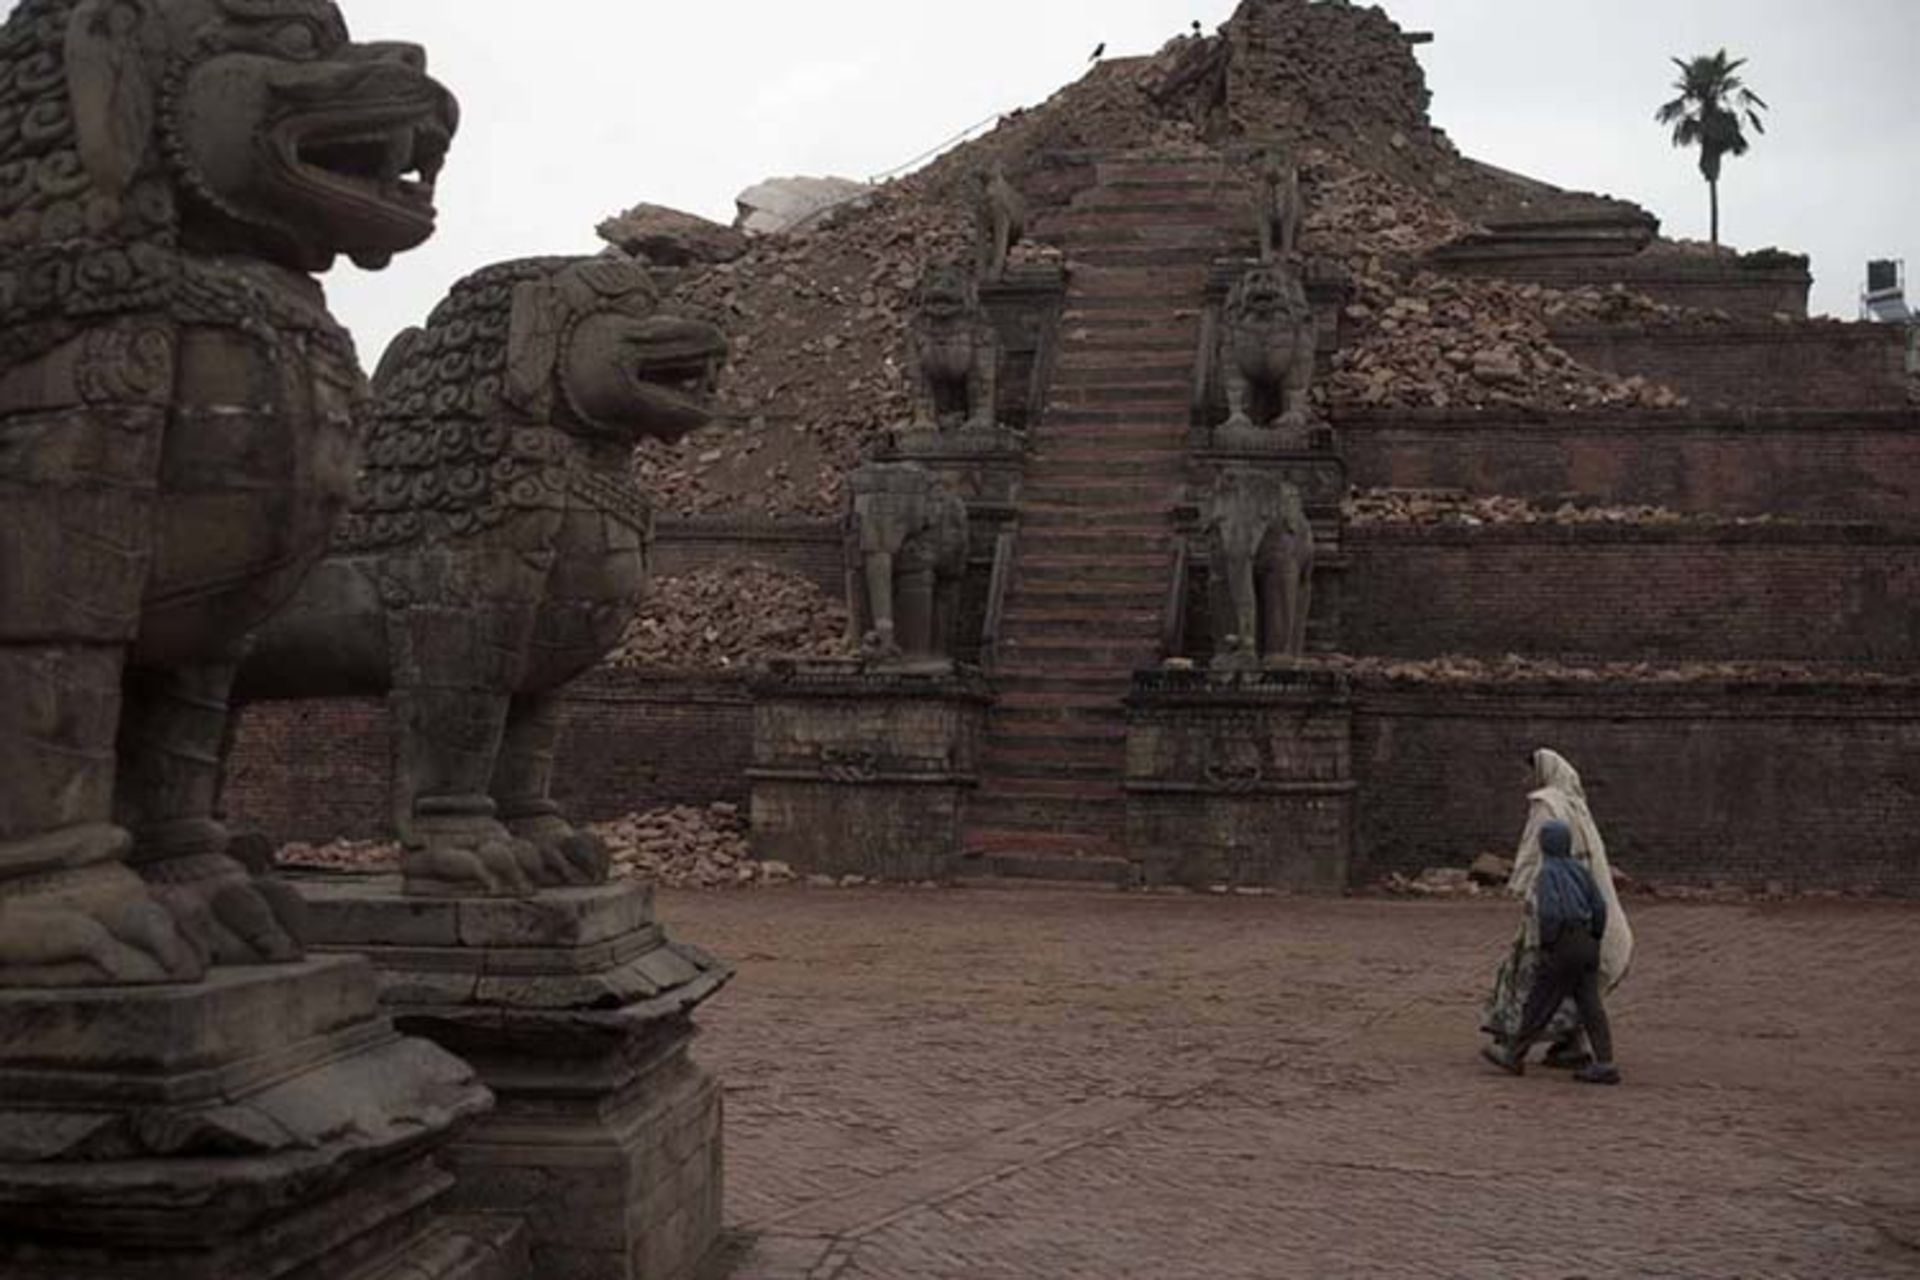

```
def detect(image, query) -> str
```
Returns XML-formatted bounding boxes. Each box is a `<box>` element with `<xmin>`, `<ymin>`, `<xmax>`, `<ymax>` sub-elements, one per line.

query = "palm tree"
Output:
<box><xmin>1656</xmin><ymin>50</ymin><xmax>1768</xmax><ymax>247</ymax></box>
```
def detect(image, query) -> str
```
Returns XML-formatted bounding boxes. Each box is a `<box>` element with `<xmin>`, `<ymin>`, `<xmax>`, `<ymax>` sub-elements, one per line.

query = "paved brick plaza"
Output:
<box><xmin>662</xmin><ymin>886</ymin><xmax>1920</xmax><ymax>1279</ymax></box>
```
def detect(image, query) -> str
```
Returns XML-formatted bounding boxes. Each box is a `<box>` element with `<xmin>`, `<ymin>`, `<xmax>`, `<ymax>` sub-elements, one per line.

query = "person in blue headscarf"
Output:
<box><xmin>1481</xmin><ymin>816</ymin><xmax>1621</xmax><ymax>1084</ymax></box>
<box><xmin>1481</xmin><ymin>749</ymin><xmax>1634</xmax><ymax>1071</ymax></box>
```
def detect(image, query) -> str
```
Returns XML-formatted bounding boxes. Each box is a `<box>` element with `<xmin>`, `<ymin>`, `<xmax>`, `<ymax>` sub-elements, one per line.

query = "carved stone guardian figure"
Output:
<box><xmin>1256</xmin><ymin>146</ymin><xmax>1303</xmax><ymax>263</ymax></box>
<box><xmin>972</xmin><ymin>160</ymin><xmax>1027</xmax><ymax>282</ymax></box>
<box><xmin>1219</xmin><ymin>262</ymin><xmax>1319</xmax><ymax>445</ymax></box>
<box><xmin>0</xmin><ymin>0</ymin><xmax>459</xmax><ymax>984</ymax></box>
<box><xmin>904</xmin><ymin>261</ymin><xmax>1006</xmax><ymax>441</ymax></box>
<box><xmin>1205</xmin><ymin>467</ymin><xmax>1315</xmax><ymax>666</ymax></box>
<box><xmin>236</xmin><ymin>253</ymin><xmax>728</xmax><ymax>898</ymax></box>
<box><xmin>844</xmin><ymin>461</ymin><xmax>969</xmax><ymax>667</ymax></box>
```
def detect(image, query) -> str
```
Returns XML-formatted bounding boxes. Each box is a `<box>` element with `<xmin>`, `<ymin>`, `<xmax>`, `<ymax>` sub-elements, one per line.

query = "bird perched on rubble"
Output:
<box><xmin>1192</xmin><ymin>20</ymin><xmax>1203</xmax><ymax>34</ymax></box>
<box><xmin>1089</xmin><ymin>42</ymin><xmax>1105</xmax><ymax>61</ymax></box>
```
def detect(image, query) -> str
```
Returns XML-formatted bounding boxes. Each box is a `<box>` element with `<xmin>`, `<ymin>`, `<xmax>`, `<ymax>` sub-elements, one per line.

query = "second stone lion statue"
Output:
<box><xmin>235</xmin><ymin>253</ymin><xmax>728</xmax><ymax>896</ymax></box>
<box><xmin>1221</xmin><ymin>263</ymin><xmax>1317</xmax><ymax>437</ymax></box>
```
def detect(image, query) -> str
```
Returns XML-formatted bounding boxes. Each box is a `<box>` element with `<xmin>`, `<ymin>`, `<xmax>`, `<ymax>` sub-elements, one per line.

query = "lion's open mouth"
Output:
<box><xmin>296</xmin><ymin>117</ymin><xmax>448</xmax><ymax>206</ymax></box>
<box><xmin>281</xmin><ymin>110</ymin><xmax>452</xmax><ymax>265</ymax></box>
<box><xmin>641</xmin><ymin>351</ymin><xmax>726</xmax><ymax>401</ymax></box>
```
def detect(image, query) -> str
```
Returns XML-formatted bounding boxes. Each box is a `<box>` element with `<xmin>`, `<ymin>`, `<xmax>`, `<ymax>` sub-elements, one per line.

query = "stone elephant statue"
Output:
<box><xmin>1205</xmin><ymin>468</ymin><xmax>1315</xmax><ymax>666</ymax></box>
<box><xmin>844</xmin><ymin>463</ymin><xmax>970</xmax><ymax>664</ymax></box>
<box><xmin>0</xmin><ymin>0</ymin><xmax>457</xmax><ymax>984</ymax></box>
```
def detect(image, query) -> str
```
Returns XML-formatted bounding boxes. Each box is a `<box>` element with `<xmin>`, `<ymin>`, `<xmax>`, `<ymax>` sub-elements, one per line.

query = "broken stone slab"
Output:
<box><xmin>735</xmin><ymin>175</ymin><xmax>872</xmax><ymax>235</ymax></box>
<box><xmin>0</xmin><ymin>958</ymin><xmax>502</xmax><ymax>1279</ymax></box>
<box><xmin>1469</xmin><ymin>852</ymin><xmax>1516</xmax><ymax>886</ymax></box>
<box><xmin>294</xmin><ymin>876</ymin><xmax>732</xmax><ymax>1280</ymax></box>
<box><xmin>596</xmin><ymin>203</ymin><xmax>749</xmax><ymax>266</ymax></box>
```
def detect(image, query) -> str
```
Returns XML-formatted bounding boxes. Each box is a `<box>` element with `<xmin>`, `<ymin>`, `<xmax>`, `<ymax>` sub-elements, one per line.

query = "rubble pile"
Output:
<box><xmin>1326</xmin><ymin>271</ymin><xmax>1689</xmax><ymax>412</ymax></box>
<box><xmin>618</xmin><ymin>0</ymin><xmax>1753</xmax><ymax>513</ymax></box>
<box><xmin>278</xmin><ymin>838</ymin><xmax>396</xmax><ymax>871</ymax></box>
<box><xmin>1345</xmin><ymin>489</ymin><xmax>1781</xmax><ymax>528</ymax></box>
<box><xmin>591</xmin><ymin>804</ymin><xmax>794</xmax><ymax>889</ymax></box>
<box><xmin>606</xmin><ymin>563</ymin><xmax>851</xmax><ymax>670</ymax></box>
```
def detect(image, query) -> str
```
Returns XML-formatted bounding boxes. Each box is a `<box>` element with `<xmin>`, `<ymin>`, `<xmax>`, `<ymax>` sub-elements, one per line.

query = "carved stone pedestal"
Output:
<box><xmin>295</xmin><ymin>879</ymin><xmax>731</xmax><ymax>1280</ymax></box>
<box><xmin>0</xmin><ymin>959</ymin><xmax>518</xmax><ymax>1280</ymax></box>
<box><xmin>1124</xmin><ymin>667</ymin><xmax>1354</xmax><ymax>892</ymax></box>
<box><xmin>749</xmin><ymin>660</ymin><xmax>991</xmax><ymax>882</ymax></box>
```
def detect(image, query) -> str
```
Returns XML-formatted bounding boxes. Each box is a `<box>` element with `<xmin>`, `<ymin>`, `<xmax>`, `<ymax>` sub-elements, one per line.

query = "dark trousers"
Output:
<box><xmin>1512</xmin><ymin>928</ymin><xmax>1615</xmax><ymax>1064</ymax></box>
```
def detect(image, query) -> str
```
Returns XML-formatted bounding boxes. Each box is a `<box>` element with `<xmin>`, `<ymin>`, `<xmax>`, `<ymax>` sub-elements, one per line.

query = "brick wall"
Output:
<box><xmin>1334</xmin><ymin>407</ymin><xmax>1920</xmax><ymax>523</ymax></box>
<box><xmin>1346</xmin><ymin>524</ymin><xmax>1920</xmax><ymax>666</ymax></box>
<box><xmin>1553</xmin><ymin>323</ymin><xmax>1909</xmax><ymax>409</ymax></box>
<box><xmin>1350</xmin><ymin>677</ymin><xmax>1920</xmax><ymax>893</ymax></box>
<box><xmin>223</xmin><ymin>671</ymin><xmax>751</xmax><ymax>845</ymax></box>
<box><xmin>653</xmin><ymin>518</ymin><xmax>842</xmax><ymax>592</ymax></box>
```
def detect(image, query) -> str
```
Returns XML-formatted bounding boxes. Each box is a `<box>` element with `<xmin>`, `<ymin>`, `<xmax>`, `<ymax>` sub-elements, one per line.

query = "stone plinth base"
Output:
<box><xmin>0</xmin><ymin>959</ymin><xmax>501</xmax><ymax>1280</ymax></box>
<box><xmin>749</xmin><ymin>660</ymin><xmax>990</xmax><ymax>882</ymax></box>
<box><xmin>1125</xmin><ymin>666</ymin><xmax>1354</xmax><ymax>892</ymax></box>
<box><xmin>296</xmin><ymin>878</ymin><xmax>731</xmax><ymax>1280</ymax></box>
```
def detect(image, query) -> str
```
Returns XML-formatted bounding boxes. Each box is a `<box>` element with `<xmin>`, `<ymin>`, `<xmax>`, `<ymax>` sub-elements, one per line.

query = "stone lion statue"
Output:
<box><xmin>0</xmin><ymin>0</ymin><xmax>457</xmax><ymax>984</ymax></box>
<box><xmin>907</xmin><ymin>262</ymin><xmax>1001</xmax><ymax>435</ymax></box>
<box><xmin>1205</xmin><ymin>468</ymin><xmax>1314</xmax><ymax>667</ymax></box>
<box><xmin>1221</xmin><ymin>263</ymin><xmax>1317</xmax><ymax>436</ymax></box>
<box><xmin>234</xmin><ymin>254</ymin><xmax>727</xmax><ymax>897</ymax></box>
<box><xmin>843</xmin><ymin>461</ymin><xmax>969</xmax><ymax>666</ymax></box>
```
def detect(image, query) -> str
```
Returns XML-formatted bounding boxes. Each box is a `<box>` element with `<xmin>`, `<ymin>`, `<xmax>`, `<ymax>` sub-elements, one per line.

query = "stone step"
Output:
<box><xmin>1025</xmin><ymin>449</ymin><xmax>1187</xmax><ymax>471</ymax></box>
<box><xmin>979</xmin><ymin>748</ymin><xmax>1123</xmax><ymax>781</ymax></box>
<box><xmin>1045</xmin><ymin>223</ymin><xmax>1235</xmax><ymax>252</ymax></box>
<box><xmin>1044</xmin><ymin>408</ymin><xmax>1190</xmax><ymax>427</ymax></box>
<box><xmin>1005</xmin><ymin>583</ymin><xmax>1167</xmax><ymax>611</ymax></box>
<box><xmin>1068</xmin><ymin>245</ymin><xmax>1226</xmax><ymax>271</ymax></box>
<box><xmin>1050</xmin><ymin>358</ymin><xmax>1194</xmax><ymax>382</ymax></box>
<box><xmin>957</xmin><ymin>846</ymin><xmax>1136</xmax><ymax>884</ymax></box>
<box><xmin>1018</xmin><ymin>483</ymin><xmax>1184</xmax><ymax>508</ymax></box>
<box><xmin>1044</xmin><ymin>196</ymin><xmax>1240</xmax><ymax>222</ymax></box>
<box><xmin>1054</xmin><ymin>331</ymin><xmax>1198</xmax><ymax>355</ymax></box>
<box><xmin>1017</xmin><ymin>531</ymin><xmax>1170</xmax><ymax>558</ymax></box>
<box><xmin>1019</xmin><ymin>505</ymin><xmax>1170</xmax><ymax>527</ymax></box>
<box><xmin>998</xmin><ymin>606</ymin><xmax>1165</xmax><ymax>635</ymax></box>
<box><xmin>1085</xmin><ymin>176</ymin><xmax>1235</xmax><ymax>202</ymax></box>
<box><xmin>995</xmin><ymin>639</ymin><xmax>1160</xmax><ymax>669</ymax></box>
<box><xmin>1046</xmin><ymin>383</ymin><xmax>1189</xmax><ymax>409</ymax></box>
<box><xmin>987</xmin><ymin>704</ymin><xmax>1128</xmax><ymax>732</ymax></box>
<box><xmin>1092</xmin><ymin>158</ymin><xmax>1233</xmax><ymax>182</ymax></box>
<box><xmin>964</xmin><ymin>797</ymin><xmax>1126</xmax><ymax>839</ymax></box>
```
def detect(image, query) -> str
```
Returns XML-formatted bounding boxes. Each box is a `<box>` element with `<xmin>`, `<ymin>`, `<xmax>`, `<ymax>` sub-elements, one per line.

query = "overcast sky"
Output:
<box><xmin>216</xmin><ymin>1</ymin><xmax>1919</xmax><ymax>353</ymax></box>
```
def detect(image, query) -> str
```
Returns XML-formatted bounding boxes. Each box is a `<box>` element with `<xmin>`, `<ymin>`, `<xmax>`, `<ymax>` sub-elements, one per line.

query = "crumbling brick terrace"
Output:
<box><xmin>676</xmin><ymin>886</ymin><xmax>1920</xmax><ymax>1279</ymax></box>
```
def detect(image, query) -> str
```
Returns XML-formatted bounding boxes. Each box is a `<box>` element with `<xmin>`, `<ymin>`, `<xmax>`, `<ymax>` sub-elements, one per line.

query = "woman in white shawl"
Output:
<box><xmin>1481</xmin><ymin>748</ymin><xmax>1634</xmax><ymax>1065</ymax></box>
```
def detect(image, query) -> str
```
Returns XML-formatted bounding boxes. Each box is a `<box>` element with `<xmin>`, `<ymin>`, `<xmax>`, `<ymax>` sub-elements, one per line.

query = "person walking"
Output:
<box><xmin>1481</xmin><ymin>818</ymin><xmax>1622</xmax><ymax>1084</ymax></box>
<box><xmin>1481</xmin><ymin>749</ymin><xmax>1634</xmax><ymax>1069</ymax></box>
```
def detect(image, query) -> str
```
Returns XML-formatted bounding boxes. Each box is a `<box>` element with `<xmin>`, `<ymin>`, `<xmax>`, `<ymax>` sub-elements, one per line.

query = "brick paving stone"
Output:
<box><xmin>664</xmin><ymin>887</ymin><xmax>1920</xmax><ymax>1279</ymax></box>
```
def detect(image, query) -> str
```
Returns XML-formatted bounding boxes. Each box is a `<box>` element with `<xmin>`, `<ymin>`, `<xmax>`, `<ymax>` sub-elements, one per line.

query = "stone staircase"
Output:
<box><xmin>964</xmin><ymin>154</ymin><xmax>1249</xmax><ymax>876</ymax></box>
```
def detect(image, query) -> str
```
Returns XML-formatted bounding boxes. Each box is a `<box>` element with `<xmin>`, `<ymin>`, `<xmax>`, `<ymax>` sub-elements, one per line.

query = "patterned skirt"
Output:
<box><xmin>1481</xmin><ymin>924</ymin><xmax>1582</xmax><ymax>1046</ymax></box>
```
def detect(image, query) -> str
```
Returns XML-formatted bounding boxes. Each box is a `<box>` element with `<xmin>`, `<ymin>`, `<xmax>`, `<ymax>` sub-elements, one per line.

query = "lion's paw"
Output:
<box><xmin>0</xmin><ymin>859</ymin><xmax>206</xmax><ymax>987</ymax></box>
<box><xmin>139</xmin><ymin>853</ymin><xmax>305</xmax><ymax>966</ymax></box>
<box><xmin>402</xmin><ymin>824</ymin><xmax>538</xmax><ymax>898</ymax></box>
<box><xmin>505</xmin><ymin>815</ymin><xmax>611</xmax><ymax>887</ymax></box>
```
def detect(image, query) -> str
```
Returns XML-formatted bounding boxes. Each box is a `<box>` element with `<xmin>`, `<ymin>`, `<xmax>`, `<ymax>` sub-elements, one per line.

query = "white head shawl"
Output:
<box><xmin>1510</xmin><ymin>748</ymin><xmax>1634</xmax><ymax>989</ymax></box>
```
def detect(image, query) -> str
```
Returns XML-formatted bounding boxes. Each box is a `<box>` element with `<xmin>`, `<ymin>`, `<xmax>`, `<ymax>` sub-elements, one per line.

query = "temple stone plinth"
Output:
<box><xmin>293</xmin><ymin>877</ymin><xmax>730</xmax><ymax>1280</ymax></box>
<box><xmin>0</xmin><ymin>959</ymin><xmax>521</xmax><ymax>1280</ymax></box>
<box><xmin>1124</xmin><ymin>666</ymin><xmax>1354</xmax><ymax>892</ymax></box>
<box><xmin>749</xmin><ymin>659</ymin><xmax>991</xmax><ymax>882</ymax></box>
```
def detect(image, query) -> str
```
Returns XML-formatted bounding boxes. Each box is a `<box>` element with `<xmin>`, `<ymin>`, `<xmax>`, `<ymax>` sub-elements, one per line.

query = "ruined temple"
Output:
<box><xmin>229</xmin><ymin>0</ymin><xmax>1918</xmax><ymax>896</ymax></box>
